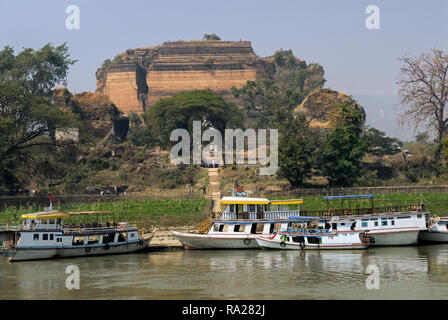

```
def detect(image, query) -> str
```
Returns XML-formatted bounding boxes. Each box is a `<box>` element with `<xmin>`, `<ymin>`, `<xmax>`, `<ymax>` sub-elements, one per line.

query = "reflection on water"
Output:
<box><xmin>2</xmin><ymin>245</ymin><xmax>448</xmax><ymax>299</ymax></box>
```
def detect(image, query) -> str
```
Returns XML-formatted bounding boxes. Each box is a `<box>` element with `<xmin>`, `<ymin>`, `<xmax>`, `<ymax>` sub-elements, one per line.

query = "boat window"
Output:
<box><xmin>397</xmin><ymin>216</ymin><xmax>411</xmax><ymax>219</ymax></box>
<box><xmin>213</xmin><ymin>224</ymin><xmax>220</xmax><ymax>232</ymax></box>
<box><xmin>332</xmin><ymin>223</ymin><xmax>337</xmax><ymax>230</ymax></box>
<box><xmin>307</xmin><ymin>237</ymin><xmax>321</xmax><ymax>245</ymax></box>
<box><xmin>49</xmin><ymin>219</ymin><xmax>55</xmax><ymax>224</ymax></box>
<box><xmin>103</xmin><ymin>233</ymin><xmax>115</xmax><ymax>244</ymax></box>
<box><xmin>250</xmin><ymin>224</ymin><xmax>264</xmax><ymax>234</ymax></box>
<box><xmin>417</xmin><ymin>214</ymin><xmax>422</xmax><ymax>219</ymax></box>
<box><xmin>362</xmin><ymin>222</ymin><xmax>368</xmax><ymax>228</ymax></box>
<box><xmin>391</xmin><ymin>220</ymin><xmax>395</xmax><ymax>226</ymax></box>
<box><xmin>72</xmin><ymin>236</ymin><xmax>84</xmax><ymax>245</ymax></box>
<box><xmin>382</xmin><ymin>221</ymin><xmax>388</xmax><ymax>226</ymax></box>
<box><xmin>361</xmin><ymin>219</ymin><xmax>369</xmax><ymax>221</ymax></box>
<box><xmin>118</xmin><ymin>233</ymin><xmax>127</xmax><ymax>242</ymax></box>
<box><xmin>292</xmin><ymin>236</ymin><xmax>304</xmax><ymax>243</ymax></box>
<box><xmin>257</xmin><ymin>205</ymin><xmax>263</xmax><ymax>212</ymax></box>
<box><xmin>50</xmin><ymin>234</ymin><xmax>54</xmax><ymax>241</ymax></box>
<box><xmin>57</xmin><ymin>238</ymin><xmax>62</xmax><ymax>243</ymax></box>
<box><xmin>388</xmin><ymin>217</ymin><xmax>394</xmax><ymax>220</ymax></box>
<box><xmin>290</xmin><ymin>222</ymin><xmax>304</xmax><ymax>229</ymax></box>
<box><xmin>229</xmin><ymin>204</ymin><xmax>235</xmax><ymax>213</ymax></box>
<box><xmin>234</xmin><ymin>225</ymin><xmax>244</xmax><ymax>232</ymax></box>
<box><xmin>43</xmin><ymin>234</ymin><xmax>48</xmax><ymax>240</ymax></box>
<box><xmin>88</xmin><ymin>235</ymin><xmax>100</xmax><ymax>244</ymax></box>
<box><xmin>249</xmin><ymin>204</ymin><xmax>256</xmax><ymax>212</ymax></box>
<box><xmin>33</xmin><ymin>234</ymin><xmax>39</xmax><ymax>240</ymax></box>
<box><xmin>130</xmin><ymin>233</ymin><xmax>135</xmax><ymax>238</ymax></box>
<box><xmin>374</xmin><ymin>221</ymin><xmax>378</xmax><ymax>227</ymax></box>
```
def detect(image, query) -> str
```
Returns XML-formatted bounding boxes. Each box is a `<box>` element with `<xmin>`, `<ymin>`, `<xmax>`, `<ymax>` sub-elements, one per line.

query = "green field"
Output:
<box><xmin>0</xmin><ymin>198</ymin><xmax>210</xmax><ymax>228</ymax></box>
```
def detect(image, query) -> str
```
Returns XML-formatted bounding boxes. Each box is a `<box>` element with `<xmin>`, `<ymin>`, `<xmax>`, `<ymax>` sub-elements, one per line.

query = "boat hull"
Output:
<box><xmin>418</xmin><ymin>230</ymin><xmax>448</xmax><ymax>243</ymax></box>
<box><xmin>368</xmin><ymin>230</ymin><xmax>419</xmax><ymax>246</ymax></box>
<box><xmin>172</xmin><ymin>231</ymin><xmax>260</xmax><ymax>249</ymax></box>
<box><xmin>8</xmin><ymin>237</ymin><xmax>152</xmax><ymax>261</ymax></box>
<box><xmin>255</xmin><ymin>237</ymin><xmax>368</xmax><ymax>250</ymax></box>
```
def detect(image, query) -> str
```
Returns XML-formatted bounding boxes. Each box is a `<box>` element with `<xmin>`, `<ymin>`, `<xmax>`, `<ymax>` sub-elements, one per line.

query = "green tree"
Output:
<box><xmin>321</xmin><ymin>104</ymin><xmax>367</xmax><ymax>187</ymax></box>
<box><xmin>146</xmin><ymin>90</ymin><xmax>244</xmax><ymax>148</ymax></box>
<box><xmin>127</xmin><ymin>111</ymin><xmax>150</xmax><ymax>146</ymax></box>
<box><xmin>364</xmin><ymin>126</ymin><xmax>402</xmax><ymax>156</ymax></box>
<box><xmin>0</xmin><ymin>83</ymin><xmax>78</xmax><ymax>166</ymax></box>
<box><xmin>278</xmin><ymin>113</ymin><xmax>319</xmax><ymax>187</ymax></box>
<box><xmin>0</xmin><ymin>43</ymin><xmax>76</xmax><ymax>97</ymax></box>
<box><xmin>203</xmin><ymin>34</ymin><xmax>221</xmax><ymax>40</ymax></box>
<box><xmin>0</xmin><ymin>44</ymin><xmax>79</xmax><ymax>188</ymax></box>
<box><xmin>232</xmin><ymin>50</ymin><xmax>325</xmax><ymax>128</ymax></box>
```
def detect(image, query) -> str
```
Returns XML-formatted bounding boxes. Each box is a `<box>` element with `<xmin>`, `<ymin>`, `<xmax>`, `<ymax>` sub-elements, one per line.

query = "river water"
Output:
<box><xmin>1</xmin><ymin>245</ymin><xmax>448</xmax><ymax>300</ymax></box>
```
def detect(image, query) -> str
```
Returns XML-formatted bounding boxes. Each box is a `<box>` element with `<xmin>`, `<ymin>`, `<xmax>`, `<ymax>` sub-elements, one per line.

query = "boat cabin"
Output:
<box><xmin>219</xmin><ymin>197</ymin><xmax>303</xmax><ymax>220</ymax></box>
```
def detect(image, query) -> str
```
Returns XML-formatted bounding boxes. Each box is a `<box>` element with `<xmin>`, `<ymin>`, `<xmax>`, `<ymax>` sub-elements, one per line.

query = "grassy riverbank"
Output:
<box><xmin>1</xmin><ymin>192</ymin><xmax>447</xmax><ymax>227</ymax></box>
<box><xmin>0</xmin><ymin>198</ymin><xmax>210</xmax><ymax>228</ymax></box>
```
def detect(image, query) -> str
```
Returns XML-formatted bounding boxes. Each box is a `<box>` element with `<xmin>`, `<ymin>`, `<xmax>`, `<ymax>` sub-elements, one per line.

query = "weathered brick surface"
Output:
<box><xmin>97</xmin><ymin>40</ymin><xmax>260</xmax><ymax>114</ymax></box>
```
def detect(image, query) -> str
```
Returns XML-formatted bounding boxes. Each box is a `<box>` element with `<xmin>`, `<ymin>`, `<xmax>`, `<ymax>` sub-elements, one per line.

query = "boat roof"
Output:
<box><xmin>65</xmin><ymin>211</ymin><xmax>113</xmax><ymax>215</ymax></box>
<box><xmin>270</xmin><ymin>199</ymin><xmax>303</xmax><ymax>205</ymax></box>
<box><xmin>221</xmin><ymin>197</ymin><xmax>269</xmax><ymax>205</ymax></box>
<box><xmin>324</xmin><ymin>194</ymin><xmax>374</xmax><ymax>200</ymax></box>
<box><xmin>21</xmin><ymin>211</ymin><xmax>70</xmax><ymax>220</ymax></box>
<box><xmin>220</xmin><ymin>197</ymin><xmax>303</xmax><ymax>205</ymax></box>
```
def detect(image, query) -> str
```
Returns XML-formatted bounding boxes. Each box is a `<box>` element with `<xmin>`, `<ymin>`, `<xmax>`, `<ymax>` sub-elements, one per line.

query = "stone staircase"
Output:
<box><xmin>208</xmin><ymin>168</ymin><xmax>222</xmax><ymax>214</ymax></box>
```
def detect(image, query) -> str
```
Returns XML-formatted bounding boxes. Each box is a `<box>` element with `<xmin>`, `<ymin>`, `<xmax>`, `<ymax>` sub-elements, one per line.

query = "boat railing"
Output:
<box><xmin>264</xmin><ymin>210</ymin><xmax>299</xmax><ymax>220</ymax></box>
<box><xmin>0</xmin><ymin>224</ymin><xmax>21</xmax><ymax>231</ymax></box>
<box><xmin>62</xmin><ymin>224</ymin><xmax>138</xmax><ymax>234</ymax></box>
<box><xmin>219</xmin><ymin>210</ymin><xmax>300</xmax><ymax>220</ymax></box>
<box><xmin>301</xmin><ymin>204</ymin><xmax>425</xmax><ymax>217</ymax></box>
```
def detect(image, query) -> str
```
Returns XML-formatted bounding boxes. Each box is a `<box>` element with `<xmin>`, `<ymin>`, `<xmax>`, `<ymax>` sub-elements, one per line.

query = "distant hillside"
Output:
<box><xmin>354</xmin><ymin>95</ymin><xmax>418</xmax><ymax>142</ymax></box>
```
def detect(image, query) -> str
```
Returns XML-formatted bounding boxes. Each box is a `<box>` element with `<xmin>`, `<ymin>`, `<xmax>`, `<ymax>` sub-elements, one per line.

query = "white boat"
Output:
<box><xmin>418</xmin><ymin>217</ymin><xmax>448</xmax><ymax>243</ymax></box>
<box><xmin>0</xmin><ymin>209</ymin><xmax>152</xmax><ymax>261</ymax></box>
<box><xmin>255</xmin><ymin>218</ymin><xmax>374</xmax><ymax>250</ymax></box>
<box><xmin>173</xmin><ymin>194</ymin><xmax>429</xmax><ymax>249</ymax></box>
<box><xmin>172</xmin><ymin>197</ymin><xmax>303</xmax><ymax>249</ymax></box>
<box><xmin>315</xmin><ymin>195</ymin><xmax>429</xmax><ymax>246</ymax></box>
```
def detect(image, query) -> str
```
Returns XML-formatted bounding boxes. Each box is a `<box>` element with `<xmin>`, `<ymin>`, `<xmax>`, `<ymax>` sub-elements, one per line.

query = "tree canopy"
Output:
<box><xmin>278</xmin><ymin>112</ymin><xmax>319</xmax><ymax>187</ymax></box>
<box><xmin>232</xmin><ymin>50</ymin><xmax>325</xmax><ymax>128</ymax></box>
<box><xmin>146</xmin><ymin>90</ymin><xmax>244</xmax><ymax>148</ymax></box>
<box><xmin>0</xmin><ymin>43</ymin><xmax>79</xmax><ymax>188</ymax></box>
<box><xmin>203</xmin><ymin>34</ymin><xmax>221</xmax><ymax>40</ymax></box>
<box><xmin>321</xmin><ymin>104</ymin><xmax>367</xmax><ymax>187</ymax></box>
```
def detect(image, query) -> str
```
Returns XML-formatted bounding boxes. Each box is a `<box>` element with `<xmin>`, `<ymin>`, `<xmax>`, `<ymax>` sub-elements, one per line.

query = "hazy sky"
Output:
<box><xmin>1</xmin><ymin>1</ymin><xmax>447</xmax><ymax>99</ymax></box>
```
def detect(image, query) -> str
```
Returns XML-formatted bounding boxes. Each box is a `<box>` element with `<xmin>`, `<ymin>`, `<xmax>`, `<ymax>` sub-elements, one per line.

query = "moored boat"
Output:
<box><xmin>172</xmin><ymin>197</ymin><xmax>304</xmax><ymax>249</ymax></box>
<box><xmin>418</xmin><ymin>217</ymin><xmax>448</xmax><ymax>243</ymax></box>
<box><xmin>312</xmin><ymin>195</ymin><xmax>429</xmax><ymax>246</ymax></box>
<box><xmin>256</xmin><ymin>218</ymin><xmax>374</xmax><ymax>250</ymax></box>
<box><xmin>0</xmin><ymin>209</ymin><xmax>152</xmax><ymax>261</ymax></box>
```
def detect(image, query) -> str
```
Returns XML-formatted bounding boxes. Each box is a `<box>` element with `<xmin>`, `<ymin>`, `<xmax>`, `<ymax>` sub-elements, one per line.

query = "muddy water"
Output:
<box><xmin>1</xmin><ymin>245</ymin><xmax>448</xmax><ymax>299</ymax></box>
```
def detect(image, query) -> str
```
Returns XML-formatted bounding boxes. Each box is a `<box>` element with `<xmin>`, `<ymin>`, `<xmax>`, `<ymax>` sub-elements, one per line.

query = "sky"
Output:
<box><xmin>0</xmin><ymin>0</ymin><xmax>447</xmax><ymax>139</ymax></box>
